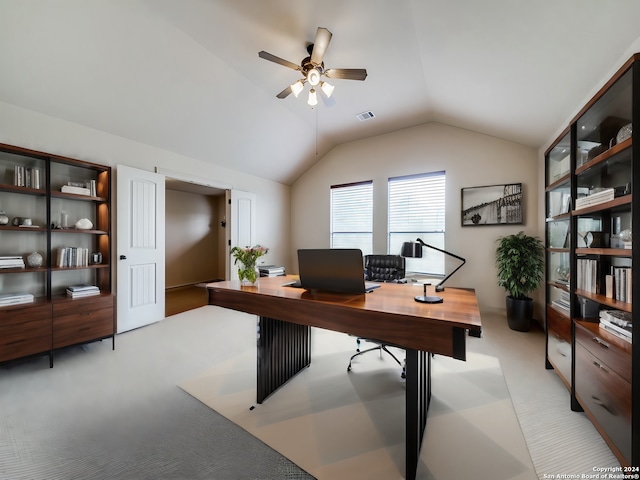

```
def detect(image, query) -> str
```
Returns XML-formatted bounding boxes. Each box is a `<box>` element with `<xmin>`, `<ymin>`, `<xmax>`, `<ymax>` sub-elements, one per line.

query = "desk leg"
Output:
<box><xmin>256</xmin><ymin>316</ymin><xmax>311</xmax><ymax>404</ymax></box>
<box><xmin>405</xmin><ymin>349</ymin><xmax>430</xmax><ymax>480</ymax></box>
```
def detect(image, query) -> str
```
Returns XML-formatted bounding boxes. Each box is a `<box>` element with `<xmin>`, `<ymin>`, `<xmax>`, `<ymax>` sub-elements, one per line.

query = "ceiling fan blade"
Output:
<box><xmin>276</xmin><ymin>85</ymin><xmax>292</xmax><ymax>99</ymax></box>
<box><xmin>258</xmin><ymin>51</ymin><xmax>301</xmax><ymax>71</ymax></box>
<box><xmin>325</xmin><ymin>68</ymin><xmax>368</xmax><ymax>81</ymax></box>
<box><xmin>310</xmin><ymin>27</ymin><xmax>332</xmax><ymax>65</ymax></box>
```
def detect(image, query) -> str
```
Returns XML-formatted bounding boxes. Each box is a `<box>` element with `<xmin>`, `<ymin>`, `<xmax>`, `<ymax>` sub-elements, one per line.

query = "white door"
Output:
<box><xmin>227</xmin><ymin>189</ymin><xmax>256</xmax><ymax>280</ymax></box>
<box><xmin>116</xmin><ymin>164</ymin><xmax>166</xmax><ymax>333</ymax></box>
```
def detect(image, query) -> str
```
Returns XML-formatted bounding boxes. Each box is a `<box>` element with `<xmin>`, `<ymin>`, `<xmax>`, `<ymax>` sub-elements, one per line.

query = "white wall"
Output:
<box><xmin>0</xmin><ymin>101</ymin><xmax>292</xmax><ymax>279</ymax></box>
<box><xmin>291</xmin><ymin>122</ymin><xmax>539</xmax><ymax>314</ymax></box>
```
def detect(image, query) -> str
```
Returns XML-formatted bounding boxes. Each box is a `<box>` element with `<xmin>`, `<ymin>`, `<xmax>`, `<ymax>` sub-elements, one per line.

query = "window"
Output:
<box><xmin>330</xmin><ymin>181</ymin><xmax>373</xmax><ymax>254</ymax></box>
<box><xmin>388</xmin><ymin>172</ymin><xmax>445</xmax><ymax>275</ymax></box>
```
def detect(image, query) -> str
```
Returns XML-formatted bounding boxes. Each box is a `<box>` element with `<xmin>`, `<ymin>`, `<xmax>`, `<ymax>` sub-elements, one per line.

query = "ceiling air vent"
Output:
<box><xmin>356</xmin><ymin>111</ymin><xmax>375</xmax><ymax>121</ymax></box>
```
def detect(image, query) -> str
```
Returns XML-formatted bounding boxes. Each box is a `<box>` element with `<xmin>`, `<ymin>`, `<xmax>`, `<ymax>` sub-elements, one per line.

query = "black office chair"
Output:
<box><xmin>347</xmin><ymin>254</ymin><xmax>406</xmax><ymax>378</ymax></box>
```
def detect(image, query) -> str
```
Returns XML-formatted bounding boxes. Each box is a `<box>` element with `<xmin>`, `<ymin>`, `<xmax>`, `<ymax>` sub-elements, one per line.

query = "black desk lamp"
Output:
<box><xmin>401</xmin><ymin>238</ymin><xmax>466</xmax><ymax>303</ymax></box>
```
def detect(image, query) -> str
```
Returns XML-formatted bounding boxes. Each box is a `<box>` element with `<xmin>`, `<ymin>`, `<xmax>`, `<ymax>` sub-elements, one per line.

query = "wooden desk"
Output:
<box><xmin>208</xmin><ymin>275</ymin><xmax>481</xmax><ymax>480</ymax></box>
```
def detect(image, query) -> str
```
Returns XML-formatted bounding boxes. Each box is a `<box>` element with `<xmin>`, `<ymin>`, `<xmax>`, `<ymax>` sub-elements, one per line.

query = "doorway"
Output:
<box><xmin>164</xmin><ymin>177</ymin><xmax>227</xmax><ymax>316</ymax></box>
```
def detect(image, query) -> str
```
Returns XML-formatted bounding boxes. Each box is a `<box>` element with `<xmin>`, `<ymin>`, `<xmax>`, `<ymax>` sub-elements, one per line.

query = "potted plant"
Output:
<box><xmin>495</xmin><ymin>231</ymin><xmax>544</xmax><ymax>331</ymax></box>
<box><xmin>231</xmin><ymin>245</ymin><xmax>269</xmax><ymax>285</ymax></box>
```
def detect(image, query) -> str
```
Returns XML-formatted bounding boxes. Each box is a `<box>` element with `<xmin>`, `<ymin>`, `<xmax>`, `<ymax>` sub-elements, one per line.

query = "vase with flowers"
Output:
<box><xmin>231</xmin><ymin>245</ymin><xmax>269</xmax><ymax>285</ymax></box>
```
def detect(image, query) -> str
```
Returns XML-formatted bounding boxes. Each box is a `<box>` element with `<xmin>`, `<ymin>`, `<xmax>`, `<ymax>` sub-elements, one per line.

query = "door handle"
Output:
<box><xmin>120</xmin><ymin>255</ymin><xmax>127</xmax><ymax>260</ymax></box>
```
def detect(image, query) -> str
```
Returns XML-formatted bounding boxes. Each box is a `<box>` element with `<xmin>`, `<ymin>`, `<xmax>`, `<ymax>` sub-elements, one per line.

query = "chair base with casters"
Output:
<box><xmin>347</xmin><ymin>337</ymin><xmax>406</xmax><ymax>379</ymax></box>
<box><xmin>347</xmin><ymin>254</ymin><xmax>408</xmax><ymax>379</ymax></box>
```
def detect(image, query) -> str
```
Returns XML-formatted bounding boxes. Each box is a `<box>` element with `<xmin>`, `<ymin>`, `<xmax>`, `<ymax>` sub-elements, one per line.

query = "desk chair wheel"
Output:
<box><xmin>348</xmin><ymin>340</ymin><xmax>406</xmax><ymax>379</ymax></box>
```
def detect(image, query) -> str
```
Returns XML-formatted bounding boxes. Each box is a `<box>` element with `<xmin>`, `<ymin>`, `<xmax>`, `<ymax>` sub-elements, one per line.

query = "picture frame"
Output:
<box><xmin>461</xmin><ymin>183</ymin><xmax>523</xmax><ymax>226</ymax></box>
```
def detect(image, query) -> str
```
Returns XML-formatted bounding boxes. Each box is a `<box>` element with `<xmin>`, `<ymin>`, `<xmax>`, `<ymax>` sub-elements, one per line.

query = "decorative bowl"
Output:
<box><xmin>75</xmin><ymin>218</ymin><xmax>93</xmax><ymax>230</ymax></box>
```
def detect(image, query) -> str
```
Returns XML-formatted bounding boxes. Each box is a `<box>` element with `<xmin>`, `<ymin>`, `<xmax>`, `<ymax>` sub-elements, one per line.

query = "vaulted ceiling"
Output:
<box><xmin>1</xmin><ymin>1</ymin><xmax>640</xmax><ymax>185</ymax></box>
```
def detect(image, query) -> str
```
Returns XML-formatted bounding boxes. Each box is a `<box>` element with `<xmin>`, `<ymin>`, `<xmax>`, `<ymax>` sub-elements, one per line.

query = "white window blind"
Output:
<box><xmin>330</xmin><ymin>181</ymin><xmax>373</xmax><ymax>254</ymax></box>
<box><xmin>388</xmin><ymin>172</ymin><xmax>446</xmax><ymax>275</ymax></box>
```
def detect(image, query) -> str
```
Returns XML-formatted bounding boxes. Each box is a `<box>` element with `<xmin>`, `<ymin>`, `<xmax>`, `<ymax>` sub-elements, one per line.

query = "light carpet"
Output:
<box><xmin>180</xmin><ymin>324</ymin><xmax>537</xmax><ymax>480</ymax></box>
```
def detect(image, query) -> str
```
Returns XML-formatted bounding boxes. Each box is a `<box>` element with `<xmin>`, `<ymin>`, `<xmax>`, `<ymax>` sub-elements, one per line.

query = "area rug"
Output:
<box><xmin>180</xmin><ymin>326</ymin><xmax>536</xmax><ymax>480</ymax></box>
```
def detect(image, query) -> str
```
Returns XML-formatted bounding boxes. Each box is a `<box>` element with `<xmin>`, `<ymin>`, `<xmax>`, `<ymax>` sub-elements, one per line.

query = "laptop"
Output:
<box><xmin>286</xmin><ymin>249</ymin><xmax>380</xmax><ymax>293</ymax></box>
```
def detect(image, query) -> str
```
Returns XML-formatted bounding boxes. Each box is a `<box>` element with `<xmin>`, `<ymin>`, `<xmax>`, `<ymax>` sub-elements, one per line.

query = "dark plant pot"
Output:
<box><xmin>506</xmin><ymin>296</ymin><xmax>533</xmax><ymax>332</ymax></box>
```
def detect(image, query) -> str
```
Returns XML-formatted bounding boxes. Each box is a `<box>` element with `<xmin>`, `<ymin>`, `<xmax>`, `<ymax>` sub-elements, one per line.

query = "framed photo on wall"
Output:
<box><xmin>461</xmin><ymin>183</ymin><xmax>523</xmax><ymax>226</ymax></box>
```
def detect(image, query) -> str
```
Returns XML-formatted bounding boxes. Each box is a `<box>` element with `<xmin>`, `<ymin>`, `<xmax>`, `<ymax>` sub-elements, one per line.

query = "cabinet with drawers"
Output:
<box><xmin>0</xmin><ymin>142</ymin><xmax>114</xmax><ymax>366</ymax></box>
<box><xmin>544</xmin><ymin>53</ymin><xmax>639</xmax><ymax>465</ymax></box>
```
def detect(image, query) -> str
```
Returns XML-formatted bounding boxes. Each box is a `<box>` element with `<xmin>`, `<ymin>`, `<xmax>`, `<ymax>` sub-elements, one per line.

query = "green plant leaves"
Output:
<box><xmin>495</xmin><ymin>231</ymin><xmax>544</xmax><ymax>299</ymax></box>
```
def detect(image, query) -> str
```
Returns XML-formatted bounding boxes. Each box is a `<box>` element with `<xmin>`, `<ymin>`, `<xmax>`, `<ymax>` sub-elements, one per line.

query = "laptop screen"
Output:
<box><xmin>296</xmin><ymin>249</ymin><xmax>379</xmax><ymax>293</ymax></box>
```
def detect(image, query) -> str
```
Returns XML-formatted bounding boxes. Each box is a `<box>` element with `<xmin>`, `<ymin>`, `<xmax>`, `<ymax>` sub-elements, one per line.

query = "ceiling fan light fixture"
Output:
<box><xmin>308</xmin><ymin>88</ymin><xmax>318</xmax><ymax>106</ymax></box>
<box><xmin>259</xmin><ymin>27</ymin><xmax>367</xmax><ymax>105</ymax></box>
<box><xmin>320</xmin><ymin>81</ymin><xmax>334</xmax><ymax>98</ymax></box>
<box><xmin>307</xmin><ymin>68</ymin><xmax>320</xmax><ymax>86</ymax></box>
<box><xmin>290</xmin><ymin>80</ymin><xmax>304</xmax><ymax>97</ymax></box>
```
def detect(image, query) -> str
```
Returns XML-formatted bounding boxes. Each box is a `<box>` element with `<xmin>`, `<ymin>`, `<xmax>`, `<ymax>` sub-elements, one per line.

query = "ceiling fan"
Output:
<box><xmin>258</xmin><ymin>27</ymin><xmax>367</xmax><ymax>106</ymax></box>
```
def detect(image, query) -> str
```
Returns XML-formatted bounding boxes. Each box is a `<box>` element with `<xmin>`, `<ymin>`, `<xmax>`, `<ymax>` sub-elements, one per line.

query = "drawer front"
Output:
<box><xmin>547</xmin><ymin>306</ymin><xmax>571</xmax><ymax>342</ymax></box>
<box><xmin>0</xmin><ymin>306</ymin><xmax>52</xmax><ymax>362</ymax></box>
<box><xmin>53</xmin><ymin>294</ymin><xmax>113</xmax><ymax>317</ymax></box>
<box><xmin>0</xmin><ymin>302</ymin><xmax>51</xmax><ymax>326</ymax></box>
<box><xmin>546</xmin><ymin>307</ymin><xmax>571</xmax><ymax>386</ymax></box>
<box><xmin>575</xmin><ymin>322</ymin><xmax>631</xmax><ymax>383</ymax></box>
<box><xmin>53</xmin><ymin>306</ymin><xmax>114</xmax><ymax>349</ymax></box>
<box><xmin>547</xmin><ymin>327</ymin><xmax>572</xmax><ymax>386</ymax></box>
<box><xmin>575</xmin><ymin>343</ymin><xmax>631</xmax><ymax>462</ymax></box>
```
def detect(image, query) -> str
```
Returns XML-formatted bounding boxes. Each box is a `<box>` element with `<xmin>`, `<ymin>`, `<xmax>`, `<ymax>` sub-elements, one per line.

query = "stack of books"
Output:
<box><xmin>61</xmin><ymin>180</ymin><xmax>96</xmax><ymax>196</ymax></box>
<box><xmin>259</xmin><ymin>265</ymin><xmax>286</xmax><ymax>277</ymax></box>
<box><xmin>599</xmin><ymin>310</ymin><xmax>632</xmax><ymax>343</ymax></box>
<box><xmin>551</xmin><ymin>290</ymin><xmax>570</xmax><ymax>316</ymax></box>
<box><xmin>0</xmin><ymin>292</ymin><xmax>34</xmax><ymax>306</ymax></box>
<box><xmin>575</xmin><ymin>188</ymin><xmax>615</xmax><ymax>209</ymax></box>
<box><xmin>0</xmin><ymin>256</ymin><xmax>25</xmax><ymax>269</ymax></box>
<box><xmin>61</xmin><ymin>184</ymin><xmax>91</xmax><ymax>196</ymax></box>
<box><xmin>66</xmin><ymin>284</ymin><xmax>100</xmax><ymax>298</ymax></box>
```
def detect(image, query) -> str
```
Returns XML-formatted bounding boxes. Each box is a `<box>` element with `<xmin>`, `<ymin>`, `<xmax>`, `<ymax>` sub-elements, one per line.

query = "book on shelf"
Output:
<box><xmin>13</xmin><ymin>166</ymin><xmax>41</xmax><ymax>189</ymax></box>
<box><xmin>61</xmin><ymin>184</ymin><xmax>91</xmax><ymax>196</ymax></box>
<box><xmin>599</xmin><ymin>310</ymin><xmax>632</xmax><ymax>343</ymax></box>
<box><xmin>66</xmin><ymin>290</ymin><xmax>100</xmax><ymax>298</ymax></box>
<box><xmin>600</xmin><ymin>322</ymin><xmax>632</xmax><ymax>343</ymax></box>
<box><xmin>576</xmin><ymin>258</ymin><xmax>598</xmax><ymax>293</ymax></box>
<box><xmin>67</xmin><ymin>284</ymin><xmax>100</xmax><ymax>292</ymax></box>
<box><xmin>611</xmin><ymin>266</ymin><xmax>632</xmax><ymax>303</ymax></box>
<box><xmin>551</xmin><ymin>300</ymin><xmax>570</xmax><ymax>316</ymax></box>
<box><xmin>599</xmin><ymin>315</ymin><xmax>632</xmax><ymax>344</ymax></box>
<box><xmin>600</xmin><ymin>309</ymin><xmax>632</xmax><ymax>326</ymax></box>
<box><xmin>0</xmin><ymin>292</ymin><xmax>34</xmax><ymax>306</ymax></box>
<box><xmin>57</xmin><ymin>247</ymin><xmax>89</xmax><ymax>267</ymax></box>
<box><xmin>552</xmin><ymin>290</ymin><xmax>571</xmax><ymax>315</ymax></box>
<box><xmin>0</xmin><ymin>255</ymin><xmax>24</xmax><ymax>261</ymax></box>
<box><xmin>574</xmin><ymin>188</ymin><xmax>615</xmax><ymax>210</ymax></box>
<box><xmin>66</xmin><ymin>284</ymin><xmax>100</xmax><ymax>298</ymax></box>
<box><xmin>0</xmin><ymin>256</ymin><xmax>25</xmax><ymax>269</ymax></box>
